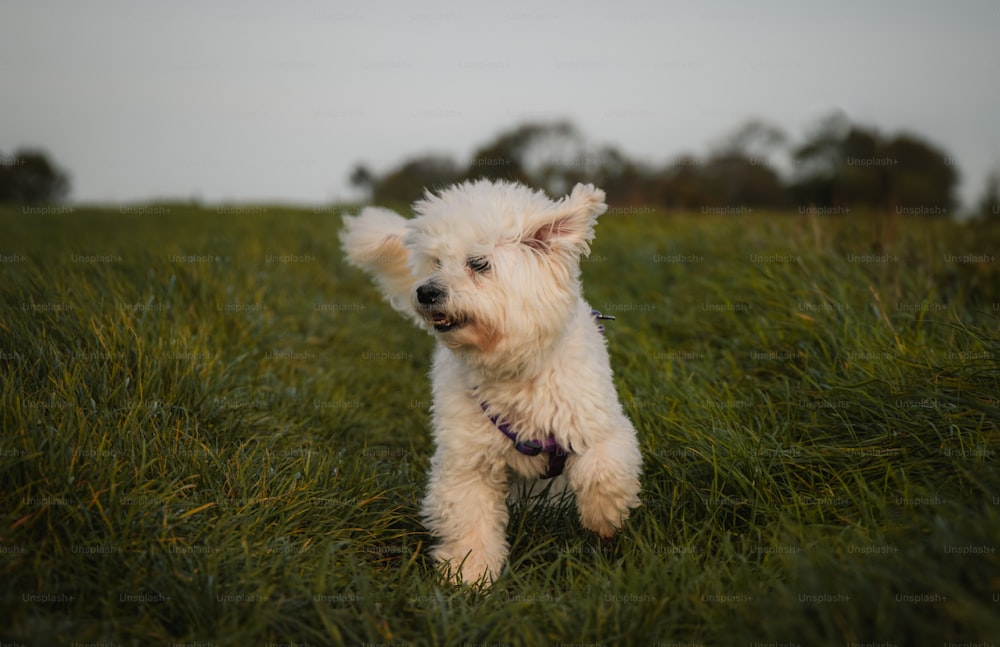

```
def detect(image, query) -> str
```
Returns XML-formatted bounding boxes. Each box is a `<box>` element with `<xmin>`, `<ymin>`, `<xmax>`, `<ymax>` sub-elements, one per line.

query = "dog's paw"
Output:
<box><xmin>434</xmin><ymin>549</ymin><xmax>501</xmax><ymax>587</ymax></box>
<box><xmin>581</xmin><ymin>511</ymin><xmax>625</xmax><ymax>540</ymax></box>
<box><xmin>577</xmin><ymin>480</ymin><xmax>641</xmax><ymax>539</ymax></box>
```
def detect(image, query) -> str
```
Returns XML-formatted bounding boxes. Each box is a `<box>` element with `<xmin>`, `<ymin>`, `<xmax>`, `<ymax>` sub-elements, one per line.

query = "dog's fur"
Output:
<box><xmin>340</xmin><ymin>180</ymin><xmax>641</xmax><ymax>584</ymax></box>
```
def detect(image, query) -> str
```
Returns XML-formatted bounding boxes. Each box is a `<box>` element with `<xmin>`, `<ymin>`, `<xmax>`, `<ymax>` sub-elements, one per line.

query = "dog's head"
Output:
<box><xmin>403</xmin><ymin>180</ymin><xmax>607</xmax><ymax>358</ymax></box>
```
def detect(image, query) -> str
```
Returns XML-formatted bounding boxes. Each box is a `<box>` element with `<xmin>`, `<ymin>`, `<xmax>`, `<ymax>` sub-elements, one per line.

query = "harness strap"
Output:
<box><xmin>480</xmin><ymin>401</ymin><xmax>569</xmax><ymax>479</ymax></box>
<box><xmin>476</xmin><ymin>309</ymin><xmax>614</xmax><ymax>480</ymax></box>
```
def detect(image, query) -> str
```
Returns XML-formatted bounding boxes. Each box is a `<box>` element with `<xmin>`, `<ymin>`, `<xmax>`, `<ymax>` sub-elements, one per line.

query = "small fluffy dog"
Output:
<box><xmin>340</xmin><ymin>179</ymin><xmax>641</xmax><ymax>584</ymax></box>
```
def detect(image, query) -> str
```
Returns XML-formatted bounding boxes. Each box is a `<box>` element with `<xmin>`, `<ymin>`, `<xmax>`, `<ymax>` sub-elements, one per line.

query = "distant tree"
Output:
<box><xmin>537</xmin><ymin>143</ymin><xmax>648</xmax><ymax>199</ymax></box>
<box><xmin>700</xmin><ymin>152</ymin><xmax>788</xmax><ymax>209</ymax></box>
<box><xmin>348</xmin><ymin>163</ymin><xmax>375</xmax><ymax>201</ymax></box>
<box><xmin>790</xmin><ymin>113</ymin><xmax>958</xmax><ymax>214</ymax></box>
<box><xmin>687</xmin><ymin>118</ymin><xmax>789</xmax><ymax>210</ymax></box>
<box><xmin>883</xmin><ymin>133</ymin><xmax>958</xmax><ymax>214</ymax></box>
<box><xmin>0</xmin><ymin>149</ymin><xmax>71</xmax><ymax>204</ymax></box>
<box><xmin>359</xmin><ymin>122</ymin><xmax>584</xmax><ymax>205</ymax></box>
<box><xmin>651</xmin><ymin>155</ymin><xmax>708</xmax><ymax>210</ymax></box>
<box><xmin>792</xmin><ymin>111</ymin><xmax>851</xmax><ymax>165</ymax></box>
<box><xmin>349</xmin><ymin>164</ymin><xmax>374</xmax><ymax>190</ymax></box>
<box><xmin>349</xmin><ymin>115</ymin><xmax>962</xmax><ymax>216</ymax></box>
<box><xmin>370</xmin><ymin>155</ymin><xmax>462</xmax><ymax>206</ymax></box>
<box><xmin>715</xmin><ymin>118</ymin><xmax>788</xmax><ymax>163</ymax></box>
<box><xmin>587</xmin><ymin>145</ymin><xmax>650</xmax><ymax>205</ymax></box>
<box><xmin>464</xmin><ymin>120</ymin><xmax>581</xmax><ymax>187</ymax></box>
<box><xmin>790</xmin><ymin>116</ymin><xmax>872</xmax><ymax>208</ymax></box>
<box><xmin>977</xmin><ymin>168</ymin><xmax>1000</xmax><ymax>220</ymax></box>
<box><xmin>839</xmin><ymin>126</ymin><xmax>887</xmax><ymax>207</ymax></box>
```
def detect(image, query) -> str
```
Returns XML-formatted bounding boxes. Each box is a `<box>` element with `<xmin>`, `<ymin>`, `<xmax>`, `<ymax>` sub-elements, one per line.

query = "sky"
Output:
<box><xmin>2</xmin><ymin>0</ymin><xmax>998</xmax><ymax>208</ymax></box>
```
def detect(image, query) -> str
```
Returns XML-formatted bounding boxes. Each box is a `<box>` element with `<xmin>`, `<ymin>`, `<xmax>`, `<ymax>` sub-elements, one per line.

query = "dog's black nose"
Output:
<box><xmin>416</xmin><ymin>283</ymin><xmax>445</xmax><ymax>305</ymax></box>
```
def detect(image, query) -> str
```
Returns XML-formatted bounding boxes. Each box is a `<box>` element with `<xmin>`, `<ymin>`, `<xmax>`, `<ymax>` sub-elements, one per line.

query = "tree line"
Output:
<box><xmin>352</xmin><ymin>113</ymin><xmax>996</xmax><ymax>218</ymax></box>
<box><xmin>3</xmin><ymin>113</ymin><xmax>997</xmax><ymax>218</ymax></box>
<box><xmin>0</xmin><ymin>149</ymin><xmax>70</xmax><ymax>205</ymax></box>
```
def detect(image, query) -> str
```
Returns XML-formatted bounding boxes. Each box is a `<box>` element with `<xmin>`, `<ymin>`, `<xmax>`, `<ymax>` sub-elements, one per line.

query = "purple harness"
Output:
<box><xmin>478</xmin><ymin>310</ymin><xmax>615</xmax><ymax>480</ymax></box>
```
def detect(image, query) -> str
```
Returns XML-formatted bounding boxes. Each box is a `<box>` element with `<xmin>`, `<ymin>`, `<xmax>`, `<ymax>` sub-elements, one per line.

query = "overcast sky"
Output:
<box><xmin>2</xmin><ymin>0</ymin><xmax>998</xmax><ymax>208</ymax></box>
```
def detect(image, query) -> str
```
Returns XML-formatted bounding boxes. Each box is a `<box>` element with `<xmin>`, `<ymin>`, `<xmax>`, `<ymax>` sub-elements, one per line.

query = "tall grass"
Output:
<box><xmin>1</xmin><ymin>205</ymin><xmax>998</xmax><ymax>645</ymax></box>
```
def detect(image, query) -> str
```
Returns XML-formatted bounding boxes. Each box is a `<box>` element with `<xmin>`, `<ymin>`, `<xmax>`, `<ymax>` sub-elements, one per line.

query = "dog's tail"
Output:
<box><xmin>340</xmin><ymin>207</ymin><xmax>418</xmax><ymax>318</ymax></box>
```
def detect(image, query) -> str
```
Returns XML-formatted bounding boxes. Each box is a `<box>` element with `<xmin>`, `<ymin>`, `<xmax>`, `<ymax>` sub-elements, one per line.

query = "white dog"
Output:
<box><xmin>340</xmin><ymin>179</ymin><xmax>642</xmax><ymax>584</ymax></box>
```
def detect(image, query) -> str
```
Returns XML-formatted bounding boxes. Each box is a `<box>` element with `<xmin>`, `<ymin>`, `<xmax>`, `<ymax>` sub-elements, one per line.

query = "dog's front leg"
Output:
<box><xmin>565</xmin><ymin>427</ymin><xmax>642</xmax><ymax>539</ymax></box>
<box><xmin>420</xmin><ymin>448</ymin><xmax>510</xmax><ymax>585</ymax></box>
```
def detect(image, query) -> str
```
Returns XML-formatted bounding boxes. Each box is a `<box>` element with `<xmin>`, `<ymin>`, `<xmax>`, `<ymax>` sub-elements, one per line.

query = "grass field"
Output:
<box><xmin>1</xmin><ymin>204</ymin><xmax>999</xmax><ymax>646</ymax></box>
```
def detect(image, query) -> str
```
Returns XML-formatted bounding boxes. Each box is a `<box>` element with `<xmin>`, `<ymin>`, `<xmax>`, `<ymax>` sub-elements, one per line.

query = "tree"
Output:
<box><xmin>679</xmin><ymin>118</ymin><xmax>789</xmax><ymax>210</ymax></box>
<box><xmin>348</xmin><ymin>163</ymin><xmax>375</xmax><ymax>201</ymax></box>
<box><xmin>700</xmin><ymin>152</ymin><xmax>788</xmax><ymax>208</ymax></box>
<box><xmin>883</xmin><ymin>133</ymin><xmax>958</xmax><ymax>214</ymax></box>
<box><xmin>977</xmin><ymin>168</ymin><xmax>1000</xmax><ymax>220</ymax></box>
<box><xmin>537</xmin><ymin>144</ymin><xmax>648</xmax><ymax>200</ymax></box>
<box><xmin>359</xmin><ymin>122</ymin><xmax>585</xmax><ymax>205</ymax></box>
<box><xmin>370</xmin><ymin>155</ymin><xmax>462</xmax><ymax>206</ymax></box>
<box><xmin>714</xmin><ymin>118</ymin><xmax>788</xmax><ymax>164</ymax></box>
<box><xmin>348</xmin><ymin>115</ymin><xmax>961</xmax><ymax>215</ymax></box>
<box><xmin>349</xmin><ymin>164</ymin><xmax>374</xmax><ymax>190</ymax></box>
<box><xmin>790</xmin><ymin>113</ymin><xmax>958</xmax><ymax>214</ymax></box>
<box><xmin>641</xmin><ymin>156</ymin><xmax>709</xmax><ymax>211</ymax></box>
<box><xmin>586</xmin><ymin>145</ymin><xmax>650</xmax><ymax>206</ymax></box>
<box><xmin>464</xmin><ymin>120</ymin><xmax>581</xmax><ymax>187</ymax></box>
<box><xmin>0</xmin><ymin>149</ymin><xmax>71</xmax><ymax>204</ymax></box>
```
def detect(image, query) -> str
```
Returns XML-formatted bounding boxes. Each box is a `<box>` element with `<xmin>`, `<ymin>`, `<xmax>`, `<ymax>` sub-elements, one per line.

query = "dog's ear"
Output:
<box><xmin>340</xmin><ymin>207</ymin><xmax>419</xmax><ymax>319</ymax></box>
<box><xmin>525</xmin><ymin>183</ymin><xmax>607</xmax><ymax>257</ymax></box>
<box><xmin>340</xmin><ymin>207</ymin><xmax>410</xmax><ymax>272</ymax></box>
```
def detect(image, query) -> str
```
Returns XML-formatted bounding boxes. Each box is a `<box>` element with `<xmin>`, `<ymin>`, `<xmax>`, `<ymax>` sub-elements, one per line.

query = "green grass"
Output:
<box><xmin>1</xmin><ymin>204</ymin><xmax>998</xmax><ymax>646</ymax></box>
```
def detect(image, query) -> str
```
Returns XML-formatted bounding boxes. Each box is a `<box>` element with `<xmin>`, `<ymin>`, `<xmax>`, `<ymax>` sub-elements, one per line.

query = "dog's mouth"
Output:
<box><xmin>423</xmin><ymin>309</ymin><xmax>467</xmax><ymax>333</ymax></box>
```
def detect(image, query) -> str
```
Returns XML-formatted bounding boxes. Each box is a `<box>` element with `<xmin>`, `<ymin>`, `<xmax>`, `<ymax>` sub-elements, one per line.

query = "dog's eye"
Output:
<box><xmin>467</xmin><ymin>256</ymin><xmax>490</xmax><ymax>273</ymax></box>
<box><xmin>431</xmin><ymin>258</ymin><xmax>441</xmax><ymax>269</ymax></box>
